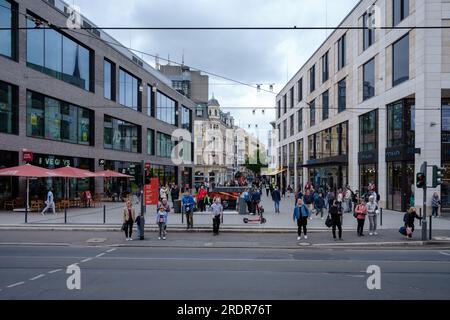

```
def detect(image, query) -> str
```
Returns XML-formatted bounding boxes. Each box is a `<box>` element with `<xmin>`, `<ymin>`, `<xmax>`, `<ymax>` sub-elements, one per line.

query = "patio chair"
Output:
<box><xmin>30</xmin><ymin>200</ymin><xmax>41</xmax><ymax>212</ymax></box>
<box><xmin>4</xmin><ymin>199</ymin><xmax>15</xmax><ymax>211</ymax></box>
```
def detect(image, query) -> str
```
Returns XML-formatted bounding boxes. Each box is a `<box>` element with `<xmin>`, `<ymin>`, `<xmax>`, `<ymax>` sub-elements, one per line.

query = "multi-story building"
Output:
<box><xmin>276</xmin><ymin>0</ymin><xmax>450</xmax><ymax>213</ymax></box>
<box><xmin>0</xmin><ymin>0</ymin><xmax>195</xmax><ymax>201</ymax></box>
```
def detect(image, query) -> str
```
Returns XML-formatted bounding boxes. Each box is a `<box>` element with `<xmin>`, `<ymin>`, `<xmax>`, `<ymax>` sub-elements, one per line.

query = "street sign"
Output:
<box><xmin>144</xmin><ymin>178</ymin><xmax>159</xmax><ymax>205</ymax></box>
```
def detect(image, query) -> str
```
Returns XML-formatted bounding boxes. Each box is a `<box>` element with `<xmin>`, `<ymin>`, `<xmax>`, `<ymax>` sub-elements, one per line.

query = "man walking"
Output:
<box><xmin>41</xmin><ymin>188</ymin><xmax>56</xmax><ymax>215</ymax></box>
<box><xmin>211</xmin><ymin>197</ymin><xmax>224</xmax><ymax>235</ymax></box>
<box><xmin>272</xmin><ymin>186</ymin><xmax>281</xmax><ymax>213</ymax></box>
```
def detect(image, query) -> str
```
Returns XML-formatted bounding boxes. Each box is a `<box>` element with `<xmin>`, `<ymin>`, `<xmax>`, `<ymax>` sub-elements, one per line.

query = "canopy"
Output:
<box><xmin>53</xmin><ymin>166</ymin><xmax>96</xmax><ymax>178</ymax></box>
<box><xmin>0</xmin><ymin>164</ymin><xmax>61</xmax><ymax>178</ymax></box>
<box><xmin>94</xmin><ymin>170</ymin><xmax>133</xmax><ymax>178</ymax></box>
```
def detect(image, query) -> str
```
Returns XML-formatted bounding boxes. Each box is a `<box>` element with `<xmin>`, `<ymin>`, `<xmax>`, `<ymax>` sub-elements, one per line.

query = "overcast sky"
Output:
<box><xmin>72</xmin><ymin>0</ymin><xmax>359</xmax><ymax>145</ymax></box>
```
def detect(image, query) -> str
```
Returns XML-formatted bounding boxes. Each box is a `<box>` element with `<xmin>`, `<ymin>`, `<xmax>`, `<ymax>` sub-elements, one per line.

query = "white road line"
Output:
<box><xmin>439</xmin><ymin>251</ymin><xmax>450</xmax><ymax>256</ymax></box>
<box><xmin>106</xmin><ymin>248</ymin><xmax>117</xmax><ymax>253</ymax></box>
<box><xmin>48</xmin><ymin>269</ymin><xmax>62</xmax><ymax>274</ymax></box>
<box><xmin>96</xmin><ymin>253</ymin><xmax>106</xmax><ymax>257</ymax></box>
<box><xmin>30</xmin><ymin>274</ymin><xmax>45</xmax><ymax>281</ymax></box>
<box><xmin>81</xmin><ymin>258</ymin><xmax>93</xmax><ymax>263</ymax></box>
<box><xmin>7</xmin><ymin>282</ymin><xmax>25</xmax><ymax>288</ymax></box>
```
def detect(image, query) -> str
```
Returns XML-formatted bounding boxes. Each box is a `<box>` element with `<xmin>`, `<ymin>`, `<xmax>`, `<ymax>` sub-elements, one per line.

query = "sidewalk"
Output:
<box><xmin>1</xmin><ymin>193</ymin><xmax>450</xmax><ymax>231</ymax></box>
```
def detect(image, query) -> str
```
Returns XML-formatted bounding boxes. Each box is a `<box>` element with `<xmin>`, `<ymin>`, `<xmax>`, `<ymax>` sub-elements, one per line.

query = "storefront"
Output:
<box><xmin>104</xmin><ymin>160</ymin><xmax>142</xmax><ymax>195</ymax></box>
<box><xmin>441</xmin><ymin>100</ymin><xmax>450</xmax><ymax>212</ymax></box>
<box><xmin>359</xmin><ymin>109</ymin><xmax>378</xmax><ymax>195</ymax></box>
<box><xmin>31</xmin><ymin>153</ymin><xmax>94</xmax><ymax>200</ymax></box>
<box><xmin>288</xmin><ymin>142</ymin><xmax>295</xmax><ymax>188</ymax></box>
<box><xmin>386</xmin><ymin>99</ymin><xmax>415</xmax><ymax>212</ymax></box>
<box><xmin>0</xmin><ymin>150</ymin><xmax>19</xmax><ymax>201</ymax></box>
<box><xmin>296</xmin><ymin>139</ymin><xmax>304</xmax><ymax>190</ymax></box>
<box><xmin>149</xmin><ymin>164</ymin><xmax>177</xmax><ymax>187</ymax></box>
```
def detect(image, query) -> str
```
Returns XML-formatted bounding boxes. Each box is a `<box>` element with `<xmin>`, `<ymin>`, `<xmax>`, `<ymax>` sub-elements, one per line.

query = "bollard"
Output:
<box><xmin>103</xmin><ymin>205</ymin><xmax>106</xmax><ymax>224</ymax></box>
<box><xmin>429</xmin><ymin>215</ymin><xmax>432</xmax><ymax>240</ymax></box>
<box><xmin>380</xmin><ymin>208</ymin><xmax>383</xmax><ymax>227</ymax></box>
<box><xmin>181</xmin><ymin>205</ymin><xmax>184</xmax><ymax>223</ymax></box>
<box><xmin>64</xmin><ymin>208</ymin><xmax>67</xmax><ymax>224</ymax></box>
<box><xmin>419</xmin><ymin>208</ymin><xmax>422</xmax><ymax>226</ymax></box>
<box><xmin>25</xmin><ymin>205</ymin><xmax>28</xmax><ymax>224</ymax></box>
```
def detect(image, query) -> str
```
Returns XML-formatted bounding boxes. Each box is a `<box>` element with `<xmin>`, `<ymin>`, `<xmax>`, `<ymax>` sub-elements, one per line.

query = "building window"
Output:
<box><xmin>26</xmin><ymin>16</ymin><xmax>92</xmax><ymax>91</ymax></box>
<box><xmin>338</xmin><ymin>78</ymin><xmax>346</xmax><ymax>113</ymax></box>
<box><xmin>363</xmin><ymin>11</ymin><xmax>375</xmax><ymax>51</ymax></box>
<box><xmin>322</xmin><ymin>90</ymin><xmax>329</xmax><ymax>121</ymax></box>
<box><xmin>26</xmin><ymin>91</ymin><xmax>93</xmax><ymax>145</ymax></box>
<box><xmin>363</xmin><ymin>58</ymin><xmax>375</xmax><ymax>101</ymax></box>
<box><xmin>147</xmin><ymin>85</ymin><xmax>155</xmax><ymax>117</ymax></box>
<box><xmin>290</xmin><ymin>114</ymin><xmax>294</xmax><ymax>136</ymax></box>
<box><xmin>289</xmin><ymin>142</ymin><xmax>295</xmax><ymax>168</ymax></box>
<box><xmin>393</xmin><ymin>34</ymin><xmax>409</xmax><ymax>87</ymax></box>
<box><xmin>104</xmin><ymin>115</ymin><xmax>140</xmax><ymax>153</ymax></box>
<box><xmin>277</xmin><ymin>100</ymin><xmax>281</xmax><ymax>118</ymax></box>
<box><xmin>308</xmin><ymin>122</ymin><xmax>348</xmax><ymax>160</ymax></box>
<box><xmin>298</xmin><ymin>109</ymin><xmax>303</xmax><ymax>132</ymax></box>
<box><xmin>283</xmin><ymin>120</ymin><xmax>287</xmax><ymax>139</ymax></box>
<box><xmin>103</xmin><ymin>59</ymin><xmax>116</xmax><ymax>101</ymax></box>
<box><xmin>277</xmin><ymin>124</ymin><xmax>281</xmax><ymax>142</ymax></box>
<box><xmin>147</xmin><ymin>129</ymin><xmax>154</xmax><ymax>155</ymax></box>
<box><xmin>298</xmin><ymin>78</ymin><xmax>303</xmax><ymax>102</ymax></box>
<box><xmin>387</xmin><ymin>99</ymin><xmax>415</xmax><ymax>148</ymax></box>
<box><xmin>359</xmin><ymin>109</ymin><xmax>378</xmax><ymax>152</ymax></box>
<box><xmin>338</xmin><ymin>33</ymin><xmax>346</xmax><ymax>70</ymax></box>
<box><xmin>393</xmin><ymin>0</ymin><xmax>409</xmax><ymax>26</ymax></box>
<box><xmin>282</xmin><ymin>145</ymin><xmax>288</xmax><ymax>167</ymax></box>
<box><xmin>290</xmin><ymin>87</ymin><xmax>294</xmax><ymax>108</ymax></box>
<box><xmin>156</xmin><ymin>132</ymin><xmax>175</xmax><ymax>158</ymax></box>
<box><xmin>0</xmin><ymin>0</ymin><xmax>17</xmax><ymax>59</ymax></box>
<box><xmin>119</xmin><ymin>68</ymin><xmax>141</xmax><ymax>111</ymax></box>
<box><xmin>156</xmin><ymin>91</ymin><xmax>177</xmax><ymax>126</ymax></box>
<box><xmin>297</xmin><ymin>139</ymin><xmax>303</xmax><ymax>165</ymax></box>
<box><xmin>0</xmin><ymin>81</ymin><xmax>18</xmax><ymax>135</ymax></box>
<box><xmin>181</xmin><ymin>106</ymin><xmax>192</xmax><ymax>131</ymax></box>
<box><xmin>309</xmin><ymin>65</ymin><xmax>316</xmax><ymax>93</ymax></box>
<box><xmin>283</xmin><ymin>94</ymin><xmax>287</xmax><ymax>114</ymax></box>
<box><xmin>322</xmin><ymin>51</ymin><xmax>329</xmax><ymax>83</ymax></box>
<box><xmin>309</xmin><ymin>99</ymin><xmax>316</xmax><ymax>127</ymax></box>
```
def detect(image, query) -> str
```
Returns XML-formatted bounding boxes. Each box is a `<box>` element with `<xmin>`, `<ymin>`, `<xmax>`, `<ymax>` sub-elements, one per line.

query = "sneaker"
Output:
<box><xmin>321</xmin><ymin>217</ymin><xmax>324</xmax><ymax>220</ymax></box>
<box><xmin>304</xmin><ymin>235</ymin><xmax>308</xmax><ymax>240</ymax></box>
<box><xmin>374</xmin><ymin>232</ymin><xmax>378</xmax><ymax>235</ymax></box>
<box><xmin>163</xmin><ymin>237</ymin><xmax>166</xmax><ymax>240</ymax></box>
<box><xmin>41</xmin><ymin>212</ymin><xmax>45</xmax><ymax>216</ymax></box>
<box><xmin>125</xmin><ymin>238</ymin><xmax>129</xmax><ymax>241</ymax></box>
<box><xmin>360</xmin><ymin>234</ymin><xmax>365</xmax><ymax>237</ymax></box>
<box><xmin>297</xmin><ymin>236</ymin><xmax>301</xmax><ymax>241</ymax></box>
<box><xmin>369</xmin><ymin>233</ymin><xmax>373</xmax><ymax>236</ymax></box>
<box><xmin>158</xmin><ymin>237</ymin><xmax>161</xmax><ymax>240</ymax></box>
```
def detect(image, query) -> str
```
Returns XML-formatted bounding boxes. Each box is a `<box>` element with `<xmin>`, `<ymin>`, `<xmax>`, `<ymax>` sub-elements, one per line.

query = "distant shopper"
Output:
<box><xmin>272</xmin><ymin>186</ymin><xmax>281</xmax><ymax>213</ymax></box>
<box><xmin>204</xmin><ymin>193</ymin><xmax>212</xmax><ymax>211</ymax></box>
<box><xmin>159</xmin><ymin>185</ymin><xmax>168</xmax><ymax>201</ymax></box>
<box><xmin>403</xmin><ymin>207</ymin><xmax>423</xmax><ymax>239</ymax></box>
<box><xmin>366</xmin><ymin>196</ymin><xmax>379</xmax><ymax>236</ymax></box>
<box><xmin>243</xmin><ymin>188</ymin><xmax>252</xmax><ymax>214</ymax></box>
<box><xmin>314</xmin><ymin>192</ymin><xmax>325</xmax><ymax>219</ymax></box>
<box><xmin>182</xmin><ymin>191</ymin><xmax>195</xmax><ymax>229</ymax></box>
<box><xmin>197</xmin><ymin>186</ymin><xmax>208</xmax><ymax>212</ymax></box>
<box><xmin>329</xmin><ymin>200</ymin><xmax>343</xmax><ymax>241</ymax></box>
<box><xmin>355</xmin><ymin>200</ymin><xmax>367</xmax><ymax>237</ymax></box>
<box><xmin>211</xmin><ymin>197</ymin><xmax>224</xmax><ymax>235</ymax></box>
<box><xmin>170</xmin><ymin>185</ymin><xmax>180</xmax><ymax>207</ymax></box>
<box><xmin>281</xmin><ymin>186</ymin><xmax>286</xmax><ymax>198</ymax></box>
<box><xmin>156</xmin><ymin>204</ymin><xmax>168</xmax><ymax>240</ymax></box>
<box><xmin>303</xmin><ymin>190</ymin><xmax>313</xmax><ymax>216</ymax></box>
<box><xmin>326</xmin><ymin>189</ymin><xmax>335</xmax><ymax>210</ymax></box>
<box><xmin>431</xmin><ymin>192</ymin><xmax>441</xmax><ymax>218</ymax></box>
<box><xmin>293</xmin><ymin>198</ymin><xmax>310</xmax><ymax>241</ymax></box>
<box><xmin>251</xmin><ymin>188</ymin><xmax>261</xmax><ymax>215</ymax></box>
<box><xmin>41</xmin><ymin>188</ymin><xmax>56</xmax><ymax>216</ymax></box>
<box><xmin>122</xmin><ymin>200</ymin><xmax>135</xmax><ymax>241</ymax></box>
<box><xmin>265</xmin><ymin>183</ymin><xmax>270</xmax><ymax>197</ymax></box>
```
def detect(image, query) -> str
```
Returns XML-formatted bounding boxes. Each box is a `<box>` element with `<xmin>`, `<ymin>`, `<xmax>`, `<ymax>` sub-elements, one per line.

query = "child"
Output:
<box><xmin>156</xmin><ymin>205</ymin><xmax>168</xmax><ymax>240</ymax></box>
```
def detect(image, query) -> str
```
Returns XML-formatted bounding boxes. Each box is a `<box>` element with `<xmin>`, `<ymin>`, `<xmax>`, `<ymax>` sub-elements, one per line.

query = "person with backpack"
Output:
<box><xmin>431</xmin><ymin>192</ymin><xmax>441</xmax><ymax>218</ymax></box>
<box><xmin>211</xmin><ymin>197</ymin><xmax>224</xmax><ymax>236</ymax></box>
<box><xmin>272</xmin><ymin>186</ymin><xmax>281</xmax><ymax>213</ymax></box>
<box><xmin>156</xmin><ymin>204</ymin><xmax>168</xmax><ymax>240</ymax></box>
<box><xmin>403</xmin><ymin>207</ymin><xmax>422</xmax><ymax>239</ymax></box>
<box><xmin>329</xmin><ymin>200</ymin><xmax>343</xmax><ymax>241</ymax></box>
<box><xmin>366</xmin><ymin>195</ymin><xmax>379</xmax><ymax>236</ymax></box>
<box><xmin>242</xmin><ymin>188</ymin><xmax>252</xmax><ymax>214</ymax></box>
<box><xmin>314</xmin><ymin>192</ymin><xmax>326</xmax><ymax>219</ymax></box>
<box><xmin>355</xmin><ymin>200</ymin><xmax>368</xmax><ymax>237</ymax></box>
<box><xmin>251</xmin><ymin>188</ymin><xmax>261</xmax><ymax>215</ymax></box>
<box><xmin>293</xmin><ymin>198</ymin><xmax>310</xmax><ymax>241</ymax></box>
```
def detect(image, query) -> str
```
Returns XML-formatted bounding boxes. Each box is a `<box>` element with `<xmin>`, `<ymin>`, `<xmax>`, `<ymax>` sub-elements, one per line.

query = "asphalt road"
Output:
<box><xmin>0</xmin><ymin>245</ymin><xmax>450</xmax><ymax>300</ymax></box>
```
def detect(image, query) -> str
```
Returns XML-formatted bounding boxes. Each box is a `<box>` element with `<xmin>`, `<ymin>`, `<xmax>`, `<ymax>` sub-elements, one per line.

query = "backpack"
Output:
<box><xmin>376</xmin><ymin>193</ymin><xmax>380</xmax><ymax>202</ymax></box>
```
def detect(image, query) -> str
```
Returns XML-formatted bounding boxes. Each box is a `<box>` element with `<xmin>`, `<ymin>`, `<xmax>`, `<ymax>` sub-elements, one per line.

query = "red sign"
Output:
<box><xmin>144</xmin><ymin>178</ymin><xmax>159</xmax><ymax>205</ymax></box>
<box><xmin>23</xmin><ymin>151</ymin><xmax>33</xmax><ymax>162</ymax></box>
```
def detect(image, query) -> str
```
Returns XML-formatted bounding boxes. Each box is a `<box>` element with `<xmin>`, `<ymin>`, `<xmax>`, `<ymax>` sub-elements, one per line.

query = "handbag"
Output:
<box><xmin>121</xmin><ymin>223</ymin><xmax>126</xmax><ymax>231</ymax></box>
<box><xmin>325</xmin><ymin>215</ymin><xmax>333</xmax><ymax>228</ymax></box>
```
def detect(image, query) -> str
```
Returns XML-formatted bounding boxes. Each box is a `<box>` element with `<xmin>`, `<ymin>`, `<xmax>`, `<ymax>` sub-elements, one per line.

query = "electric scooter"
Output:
<box><xmin>243</xmin><ymin>203</ymin><xmax>266</xmax><ymax>224</ymax></box>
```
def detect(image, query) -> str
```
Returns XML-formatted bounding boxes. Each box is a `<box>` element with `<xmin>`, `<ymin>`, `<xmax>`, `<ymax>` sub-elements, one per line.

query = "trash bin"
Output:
<box><xmin>174</xmin><ymin>199</ymin><xmax>182</xmax><ymax>213</ymax></box>
<box><xmin>239</xmin><ymin>197</ymin><xmax>247</xmax><ymax>215</ymax></box>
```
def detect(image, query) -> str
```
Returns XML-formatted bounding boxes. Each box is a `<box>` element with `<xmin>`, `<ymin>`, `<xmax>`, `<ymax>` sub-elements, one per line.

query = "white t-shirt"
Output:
<box><xmin>211</xmin><ymin>203</ymin><xmax>223</xmax><ymax>216</ymax></box>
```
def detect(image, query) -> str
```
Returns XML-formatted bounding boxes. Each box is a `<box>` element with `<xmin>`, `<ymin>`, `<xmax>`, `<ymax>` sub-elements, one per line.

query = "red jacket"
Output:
<box><xmin>197</xmin><ymin>189</ymin><xmax>207</xmax><ymax>201</ymax></box>
<box><xmin>355</xmin><ymin>204</ymin><xmax>367</xmax><ymax>220</ymax></box>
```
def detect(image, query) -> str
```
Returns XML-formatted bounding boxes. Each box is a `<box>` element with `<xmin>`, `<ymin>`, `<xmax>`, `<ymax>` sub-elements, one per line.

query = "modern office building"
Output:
<box><xmin>0</xmin><ymin>0</ymin><xmax>195</xmax><ymax>202</ymax></box>
<box><xmin>275</xmin><ymin>0</ymin><xmax>450</xmax><ymax>213</ymax></box>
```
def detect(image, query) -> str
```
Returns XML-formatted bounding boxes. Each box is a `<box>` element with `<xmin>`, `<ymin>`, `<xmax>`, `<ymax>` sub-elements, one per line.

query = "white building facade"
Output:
<box><xmin>276</xmin><ymin>0</ymin><xmax>450</xmax><ymax>213</ymax></box>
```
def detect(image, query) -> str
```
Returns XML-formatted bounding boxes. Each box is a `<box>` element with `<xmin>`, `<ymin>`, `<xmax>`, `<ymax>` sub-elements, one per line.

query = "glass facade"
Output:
<box><xmin>393</xmin><ymin>34</ymin><xmax>409</xmax><ymax>87</ymax></box>
<box><xmin>283</xmin><ymin>119</ymin><xmax>287</xmax><ymax>139</ymax></box>
<box><xmin>393</xmin><ymin>0</ymin><xmax>410</xmax><ymax>26</ymax></box>
<box><xmin>119</xmin><ymin>68</ymin><xmax>141</xmax><ymax>111</ymax></box>
<box><xmin>103</xmin><ymin>115</ymin><xmax>141</xmax><ymax>153</ymax></box>
<box><xmin>147</xmin><ymin>85</ymin><xmax>154</xmax><ymax>117</ymax></box>
<box><xmin>359</xmin><ymin>109</ymin><xmax>378</xmax><ymax>152</ymax></box>
<box><xmin>181</xmin><ymin>106</ymin><xmax>192</xmax><ymax>131</ymax></box>
<box><xmin>26</xmin><ymin>91</ymin><xmax>93</xmax><ymax>145</ymax></box>
<box><xmin>147</xmin><ymin>129</ymin><xmax>154</xmax><ymax>155</ymax></box>
<box><xmin>322</xmin><ymin>51</ymin><xmax>329</xmax><ymax>83</ymax></box>
<box><xmin>309</xmin><ymin>99</ymin><xmax>316</xmax><ymax>127</ymax></box>
<box><xmin>322</xmin><ymin>90</ymin><xmax>329</xmax><ymax>121</ymax></box>
<box><xmin>104</xmin><ymin>160</ymin><xmax>142</xmax><ymax>193</ymax></box>
<box><xmin>363</xmin><ymin>58</ymin><xmax>375</xmax><ymax>101</ymax></box>
<box><xmin>442</xmin><ymin>102</ymin><xmax>450</xmax><ymax>209</ymax></box>
<box><xmin>156</xmin><ymin>132</ymin><xmax>175</xmax><ymax>158</ymax></box>
<box><xmin>289</xmin><ymin>114</ymin><xmax>294</xmax><ymax>136</ymax></box>
<box><xmin>387</xmin><ymin>99</ymin><xmax>415</xmax><ymax>148</ymax></box>
<box><xmin>156</xmin><ymin>91</ymin><xmax>177</xmax><ymax>125</ymax></box>
<box><xmin>27</xmin><ymin>17</ymin><xmax>92</xmax><ymax>91</ymax></box>
<box><xmin>0</xmin><ymin>81</ymin><xmax>18</xmax><ymax>134</ymax></box>
<box><xmin>363</xmin><ymin>11</ymin><xmax>374</xmax><ymax>50</ymax></box>
<box><xmin>149</xmin><ymin>164</ymin><xmax>177</xmax><ymax>186</ymax></box>
<box><xmin>297</xmin><ymin>139</ymin><xmax>304</xmax><ymax>165</ymax></box>
<box><xmin>298</xmin><ymin>109</ymin><xmax>303</xmax><ymax>132</ymax></box>
<box><xmin>298</xmin><ymin>78</ymin><xmax>303</xmax><ymax>102</ymax></box>
<box><xmin>338</xmin><ymin>78</ymin><xmax>346</xmax><ymax>113</ymax></box>
<box><xmin>387</xmin><ymin>161</ymin><xmax>414</xmax><ymax>211</ymax></box>
<box><xmin>282</xmin><ymin>145</ymin><xmax>287</xmax><ymax>167</ymax></box>
<box><xmin>309</xmin><ymin>65</ymin><xmax>316</xmax><ymax>93</ymax></box>
<box><xmin>103</xmin><ymin>59</ymin><xmax>116</xmax><ymax>101</ymax></box>
<box><xmin>0</xmin><ymin>0</ymin><xmax>16</xmax><ymax>59</ymax></box>
<box><xmin>338</xmin><ymin>33</ymin><xmax>346</xmax><ymax>70</ymax></box>
<box><xmin>360</xmin><ymin>164</ymin><xmax>378</xmax><ymax>195</ymax></box>
<box><xmin>0</xmin><ymin>151</ymin><xmax>18</xmax><ymax>201</ymax></box>
<box><xmin>308</xmin><ymin>122</ymin><xmax>348</xmax><ymax>160</ymax></box>
<box><xmin>283</xmin><ymin>94</ymin><xmax>287</xmax><ymax>114</ymax></box>
<box><xmin>290</xmin><ymin>87</ymin><xmax>294</xmax><ymax>108</ymax></box>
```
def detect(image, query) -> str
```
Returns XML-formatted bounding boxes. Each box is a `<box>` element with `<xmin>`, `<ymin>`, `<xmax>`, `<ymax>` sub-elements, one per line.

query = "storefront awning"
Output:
<box><xmin>261</xmin><ymin>168</ymin><xmax>286</xmax><ymax>176</ymax></box>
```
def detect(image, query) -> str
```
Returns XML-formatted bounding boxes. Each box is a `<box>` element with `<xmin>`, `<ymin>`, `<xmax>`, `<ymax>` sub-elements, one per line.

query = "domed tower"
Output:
<box><xmin>207</xmin><ymin>94</ymin><xmax>220</xmax><ymax>119</ymax></box>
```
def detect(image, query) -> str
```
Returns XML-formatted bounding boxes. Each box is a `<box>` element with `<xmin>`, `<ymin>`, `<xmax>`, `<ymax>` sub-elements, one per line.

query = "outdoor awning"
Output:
<box><xmin>261</xmin><ymin>168</ymin><xmax>286</xmax><ymax>176</ymax></box>
<box><xmin>94</xmin><ymin>170</ymin><xmax>133</xmax><ymax>178</ymax></box>
<box><xmin>53</xmin><ymin>165</ymin><xmax>97</xmax><ymax>178</ymax></box>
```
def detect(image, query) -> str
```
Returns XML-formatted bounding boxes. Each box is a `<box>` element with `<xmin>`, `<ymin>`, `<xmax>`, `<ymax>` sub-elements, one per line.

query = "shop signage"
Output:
<box><xmin>358</xmin><ymin>150</ymin><xmax>378</xmax><ymax>164</ymax></box>
<box><xmin>144</xmin><ymin>178</ymin><xmax>159</xmax><ymax>205</ymax></box>
<box><xmin>23</xmin><ymin>151</ymin><xmax>34</xmax><ymax>162</ymax></box>
<box><xmin>36</xmin><ymin>155</ymin><xmax>71</xmax><ymax>167</ymax></box>
<box><xmin>385</xmin><ymin>146</ymin><xmax>415</xmax><ymax>162</ymax></box>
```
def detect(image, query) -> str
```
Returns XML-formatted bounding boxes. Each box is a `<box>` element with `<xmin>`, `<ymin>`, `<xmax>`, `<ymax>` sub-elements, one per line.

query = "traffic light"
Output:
<box><xmin>432</xmin><ymin>166</ymin><xmax>445</xmax><ymax>188</ymax></box>
<box><xmin>416</xmin><ymin>172</ymin><xmax>426</xmax><ymax>189</ymax></box>
<box><xmin>144</xmin><ymin>168</ymin><xmax>151</xmax><ymax>185</ymax></box>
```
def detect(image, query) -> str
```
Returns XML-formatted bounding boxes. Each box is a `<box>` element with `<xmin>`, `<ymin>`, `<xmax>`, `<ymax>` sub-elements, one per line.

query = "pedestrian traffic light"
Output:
<box><xmin>432</xmin><ymin>166</ymin><xmax>445</xmax><ymax>188</ymax></box>
<box><xmin>416</xmin><ymin>172</ymin><xmax>426</xmax><ymax>189</ymax></box>
<box><xmin>144</xmin><ymin>168</ymin><xmax>151</xmax><ymax>185</ymax></box>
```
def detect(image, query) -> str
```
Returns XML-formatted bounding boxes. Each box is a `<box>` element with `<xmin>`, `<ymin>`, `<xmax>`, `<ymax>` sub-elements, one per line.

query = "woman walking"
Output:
<box><xmin>431</xmin><ymin>192</ymin><xmax>441</xmax><ymax>218</ymax></box>
<box><xmin>293</xmin><ymin>198</ymin><xmax>310</xmax><ymax>241</ymax></box>
<box><xmin>122</xmin><ymin>200</ymin><xmax>135</xmax><ymax>241</ymax></box>
<box><xmin>355</xmin><ymin>200</ymin><xmax>367</xmax><ymax>237</ymax></box>
<box><xmin>329</xmin><ymin>200</ymin><xmax>343</xmax><ymax>240</ymax></box>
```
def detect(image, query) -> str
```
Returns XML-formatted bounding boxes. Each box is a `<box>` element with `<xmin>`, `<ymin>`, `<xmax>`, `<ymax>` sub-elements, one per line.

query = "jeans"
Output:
<box><xmin>368</xmin><ymin>214</ymin><xmax>377</xmax><ymax>232</ymax></box>
<box><xmin>42</xmin><ymin>202</ymin><xmax>56</xmax><ymax>214</ymax></box>
<box><xmin>186</xmin><ymin>212</ymin><xmax>193</xmax><ymax>229</ymax></box>
<box><xmin>213</xmin><ymin>215</ymin><xmax>221</xmax><ymax>234</ymax></box>
<box><xmin>158</xmin><ymin>222</ymin><xmax>167</xmax><ymax>238</ymax></box>
<box><xmin>246</xmin><ymin>201</ymin><xmax>252</xmax><ymax>214</ymax></box>
<box><xmin>315</xmin><ymin>208</ymin><xmax>323</xmax><ymax>218</ymax></box>
<box><xmin>332</xmin><ymin>218</ymin><xmax>342</xmax><ymax>239</ymax></box>
<box><xmin>432</xmin><ymin>207</ymin><xmax>439</xmax><ymax>217</ymax></box>
<box><xmin>297</xmin><ymin>217</ymin><xmax>308</xmax><ymax>236</ymax></box>
<box><xmin>357</xmin><ymin>219</ymin><xmax>365</xmax><ymax>236</ymax></box>
<box><xmin>274</xmin><ymin>201</ymin><xmax>280</xmax><ymax>213</ymax></box>
<box><xmin>124</xmin><ymin>220</ymin><xmax>133</xmax><ymax>238</ymax></box>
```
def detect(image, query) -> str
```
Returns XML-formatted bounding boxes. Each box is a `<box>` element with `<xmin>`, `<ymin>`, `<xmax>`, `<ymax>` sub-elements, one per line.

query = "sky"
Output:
<box><xmin>71</xmin><ymin>0</ymin><xmax>360</xmax><ymax>146</ymax></box>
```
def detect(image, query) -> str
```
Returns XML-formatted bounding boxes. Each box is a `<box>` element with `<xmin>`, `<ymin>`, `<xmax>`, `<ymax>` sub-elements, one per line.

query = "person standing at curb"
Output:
<box><xmin>366</xmin><ymin>196</ymin><xmax>379</xmax><ymax>236</ymax></box>
<box><xmin>431</xmin><ymin>192</ymin><xmax>441</xmax><ymax>218</ymax></box>
<box><xmin>329</xmin><ymin>200</ymin><xmax>343</xmax><ymax>241</ymax></box>
<box><xmin>355</xmin><ymin>200</ymin><xmax>367</xmax><ymax>237</ymax></box>
<box><xmin>41</xmin><ymin>188</ymin><xmax>56</xmax><ymax>216</ymax></box>
<box><xmin>272</xmin><ymin>186</ymin><xmax>281</xmax><ymax>213</ymax></box>
<box><xmin>197</xmin><ymin>185</ymin><xmax>207</xmax><ymax>212</ymax></box>
<box><xmin>156</xmin><ymin>204</ymin><xmax>168</xmax><ymax>240</ymax></box>
<box><xmin>182</xmin><ymin>190</ymin><xmax>195</xmax><ymax>230</ymax></box>
<box><xmin>170</xmin><ymin>184</ymin><xmax>180</xmax><ymax>208</ymax></box>
<box><xmin>122</xmin><ymin>200</ymin><xmax>135</xmax><ymax>241</ymax></box>
<box><xmin>251</xmin><ymin>188</ymin><xmax>261</xmax><ymax>215</ymax></box>
<box><xmin>293</xmin><ymin>198</ymin><xmax>310</xmax><ymax>241</ymax></box>
<box><xmin>211</xmin><ymin>197</ymin><xmax>224</xmax><ymax>236</ymax></box>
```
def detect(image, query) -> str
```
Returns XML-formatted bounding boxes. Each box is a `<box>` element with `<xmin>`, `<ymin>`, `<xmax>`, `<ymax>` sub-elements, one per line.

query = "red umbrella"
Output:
<box><xmin>94</xmin><ymin>170</ymin><xmax>133</xmax><ymax>178</ymax></box>
<box><xmin>0</xmin><ymin>164</ymin><xmax>62</xmax><ymax>209</ymax></box>
<box><xmin>53</xmin><ymin>166</ymin><xmax>96</xmax><ymax>178</ymax></box>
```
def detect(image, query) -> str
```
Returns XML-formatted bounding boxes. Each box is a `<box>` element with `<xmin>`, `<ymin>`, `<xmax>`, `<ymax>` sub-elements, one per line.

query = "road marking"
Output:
<box><xmin>81</xmin><ymin>258</ymin><xmax>93</xmax><ymax>263</ymax></box>
<box><xmin>439</xmin><ymin>251</ymin><xmax>450</xmax><ymax>256</ymax></box>
<box><xmin>30</xmin><ymin>274</ymin><xmax>45</xmax><ymax>281</ymax></box>
<box><xmin>7</xmin><ymin>282</ymin><xmax>25</xmax><ymax>288</ymax></box>
<box><xmin>106</xmin><ymin>248</ymin><xmax>116</xmax><ymax>253</ymax></box>
<box><xmin>48</xmin><ymin>269</ymin><xmax>62</xmax><ymax>274</ymax></box>
<box><xmin>96</xmin><ymin>253</ymin><xmax>106</xmax><ymax>257</ymax></box>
